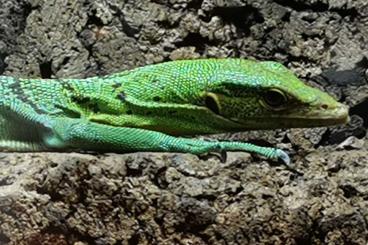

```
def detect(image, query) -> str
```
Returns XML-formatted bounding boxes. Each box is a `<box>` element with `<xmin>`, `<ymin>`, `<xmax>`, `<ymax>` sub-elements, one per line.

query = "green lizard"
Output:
<box><xmin>0</xmin><ymin>59</ymin><xmax>348</xmax><ymax>165</ymax></box>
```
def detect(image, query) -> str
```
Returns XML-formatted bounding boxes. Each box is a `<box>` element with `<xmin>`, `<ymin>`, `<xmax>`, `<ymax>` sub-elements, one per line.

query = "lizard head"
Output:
<box><xmin>201</xmin><ymin>59</ymin><xmax>349</xmax><ymax>130</ymax></box>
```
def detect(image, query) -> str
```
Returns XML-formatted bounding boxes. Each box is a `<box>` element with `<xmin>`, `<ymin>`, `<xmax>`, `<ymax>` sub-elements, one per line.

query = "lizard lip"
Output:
<box><xmin>303</xmin><ymin>103</ymin><xmax>350</xmax><ymax>125</ymax></box>
<box><xmin>275</xmin><ymin>103</ymin><xmax>350</xmax><ymax>128</ymax></box>
<box><xmin>227</xmin><ymin>103</ymin><xmax>349</xmax><ymax>129</ymax></box>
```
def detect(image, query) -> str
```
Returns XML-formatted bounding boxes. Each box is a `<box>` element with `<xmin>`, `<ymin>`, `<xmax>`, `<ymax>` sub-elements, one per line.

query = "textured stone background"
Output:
<box><xmin>0</xmin><ymin>0</ymin><xmax>368</xmax><ymax>244</ymax></box>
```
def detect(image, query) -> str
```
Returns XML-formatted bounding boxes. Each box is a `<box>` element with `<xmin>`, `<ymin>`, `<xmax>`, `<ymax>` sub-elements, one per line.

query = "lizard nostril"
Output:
<box><xmin>321</xmin><ymin>104</ymin><xmax>328</xmax><ymax>110</ymax></box>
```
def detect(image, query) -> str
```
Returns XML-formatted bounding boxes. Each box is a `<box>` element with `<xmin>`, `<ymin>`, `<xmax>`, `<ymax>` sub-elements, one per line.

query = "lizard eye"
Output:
<box><xmin>262</xmin><ymin>89</ymin><xmax>287</xmax><ymax>109</ymax></box>
<box><xmin>205</xmin><ymin>93</ymin><xmax>220</xmax><ymax>115</ymax></box>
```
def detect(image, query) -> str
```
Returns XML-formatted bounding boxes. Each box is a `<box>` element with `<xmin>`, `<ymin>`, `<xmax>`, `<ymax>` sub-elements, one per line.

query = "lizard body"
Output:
<box><xmin>0</xmin><ymin>59</ymin><xmax>349</xmax><ymax>165</ymax></box>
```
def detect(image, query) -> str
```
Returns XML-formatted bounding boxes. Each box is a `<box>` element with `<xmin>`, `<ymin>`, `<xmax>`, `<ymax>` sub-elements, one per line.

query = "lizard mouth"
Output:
<box><xmin>299</xmin><ymin>103</ymin><xmax>350</xmax><ymax>126</ymax></box>
<box><xmin>227</xmin><ymin>103</ymin><xmax>349</xmax><ymax>129</ymax></box>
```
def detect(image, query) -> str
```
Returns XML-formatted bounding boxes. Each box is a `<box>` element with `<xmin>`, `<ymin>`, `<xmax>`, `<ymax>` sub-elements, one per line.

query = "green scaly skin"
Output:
<box><xmin>0</xmin><ymin>59</ymin><xmax>349</xmax><ymax>165</ymax></box>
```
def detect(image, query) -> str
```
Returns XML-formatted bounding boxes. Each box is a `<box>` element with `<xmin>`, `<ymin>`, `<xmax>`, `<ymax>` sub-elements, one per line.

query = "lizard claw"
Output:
<box><xmin>275</xmin><ymin>149</ymin><xmax>291</xmax><ymax>167</ymax></box>
<box><xmin>275</xmin><ymin>149</ymin><xmax>303</xmax><ymax>175</ymax></box>
<box><xmin>220</xmin><ymin>150</ymin><xmax>227</xmax><ymax>163</ymax></box>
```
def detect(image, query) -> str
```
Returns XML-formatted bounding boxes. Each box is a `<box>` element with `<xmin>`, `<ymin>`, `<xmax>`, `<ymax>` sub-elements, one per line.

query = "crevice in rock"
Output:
<box><xmin>120</xmin><ymin>15</ymin><xmax>140</xmax><ymax>38</ymax></box>
<box><xmin>212</xmin><ymin>6</ymin><xmax>264</xmax><ymax>36</ymax></box>
<box><xmin>152</xmin><ymin>166</ymin><xmax>169</xmax><ymax>189</ymax></box>
<box><xmin>317</xmin><ymin>114</ymin><xmax>366</xmax><ymax>146</ymax></box>
<box><xmin>126</xmin><ymin>167</ymin><xmax>143</xmax><ymax>177</ymax></box>
<box><xmin>86</xmin><ymin>9</ymin><xmax>104</xmax><ymax>28</ymax></box>
<box><xmin>351</xmin><ymin>99</ymin><xmax>368</xmax><ymax>128</ymax></box>
<box><xmin>36</xmin><ymin>185</ymin><xmax>64</xmax><ymax>202</ymax></box>
<box><xmin>0</xmin><ymin>233</ymin><xmax>10</xmax><ymax>244</ymax></box>
<box><xmin>175</xmin><ymin>32</ymin><xmax>213</xmax><ymax>54</ymax></box>
<box><xmin>274</xmin><ymin>0</ymin><xmax>327</xmax><ymax>13</ymax></box>
<box><xmin>0</xmin><ymin>53</ymin><xmax>7</xmax><ymax>74</ymax></box>
<box><xmin>0</xmin><ymin>177</ymin><xmax>12</xmax><ymax>186</ymax></box>
<box><xmin>39</xmin><ymin>60</ymin><xmax>53</xmax><ymax>79</ymax></box>
<box><xmin>128</xmin><ymin>233</ymin><xmax>140</xmax><ymax>245</ymax></box>
<box><xmin>274</xmin><ymin>0</ymin><xmax>358</xmax><ymax>19</ymax></box>
<box><xmin>187</xmin><ymin>0</ymin><xmax>203</xmax><ymax>9</ymax></box>
<box><xmin>339</xmin><ymin>184</ymin><xmax>359</xmax><ymax>198</ymax></box>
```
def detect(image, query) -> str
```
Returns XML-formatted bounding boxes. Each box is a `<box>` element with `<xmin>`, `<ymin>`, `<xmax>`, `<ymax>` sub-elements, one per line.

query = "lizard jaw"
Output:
<box><xmin>295</xmin><ymin>102</ymin><xmax>349</xmax><ymax>127</ymax></box>
<box><xmin>302</xmin><ymin>103</ymin><xmax>350</xmax><ymax>126</ymax></box>
<box><xmin>227</xmin><ymin>103</ymin><xmax>349</xmax><ymax>129</ymax></box>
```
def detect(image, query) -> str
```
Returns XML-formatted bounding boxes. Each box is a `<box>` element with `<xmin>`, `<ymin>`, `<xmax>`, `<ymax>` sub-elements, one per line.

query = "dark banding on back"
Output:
<box><xmin>8</xmin><ymin>79</ymin><xmax>47</xmax><ymax>114</ymax></box>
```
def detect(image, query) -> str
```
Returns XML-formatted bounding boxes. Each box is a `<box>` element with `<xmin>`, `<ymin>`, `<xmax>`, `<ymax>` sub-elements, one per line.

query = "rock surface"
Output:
<box><xmin>0</xmin><ymin>0</ymin><xmax>367</xmax><ymax>244</ymax></box>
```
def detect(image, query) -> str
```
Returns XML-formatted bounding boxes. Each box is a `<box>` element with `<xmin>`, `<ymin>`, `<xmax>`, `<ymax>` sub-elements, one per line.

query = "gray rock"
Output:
<box><xmin>0</xmin><ymin>0</ymin><xmax>368</xmax><ymax>244</ymax></box>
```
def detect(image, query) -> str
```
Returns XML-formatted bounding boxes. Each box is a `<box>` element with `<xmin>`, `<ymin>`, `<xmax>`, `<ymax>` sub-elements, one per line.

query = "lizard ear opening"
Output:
<box><xmin>205</xmin><ymin>93</ymin><xmax>220</xmax><ymax>115</ymax></box>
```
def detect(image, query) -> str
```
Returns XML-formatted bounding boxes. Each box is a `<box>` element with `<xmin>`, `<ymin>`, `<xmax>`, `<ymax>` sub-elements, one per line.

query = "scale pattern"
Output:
<box><xmin>0</xmin><ymin>59</ymin><xmax>348</xmax><ymax>164</ymax></box>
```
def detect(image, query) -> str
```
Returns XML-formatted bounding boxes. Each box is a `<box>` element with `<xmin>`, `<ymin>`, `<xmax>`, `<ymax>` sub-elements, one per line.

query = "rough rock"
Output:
<box><xmin>0</xmin><ymin>0</ymin><xmax>367</xmax><ymax>244</ymax></box>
